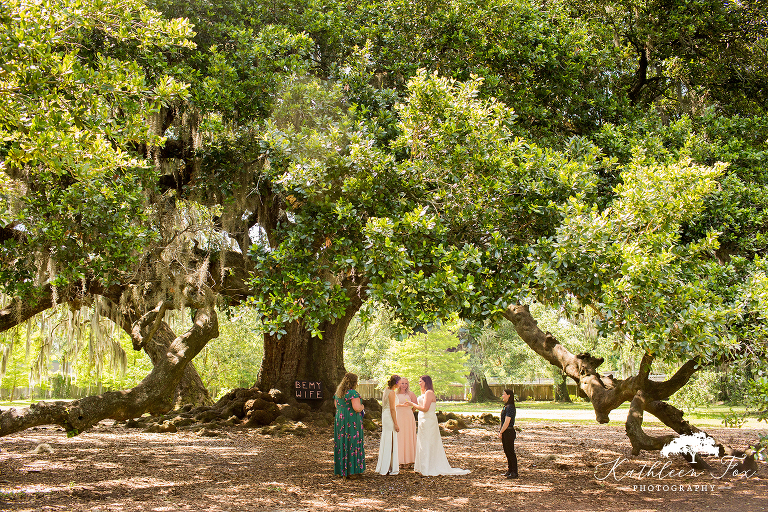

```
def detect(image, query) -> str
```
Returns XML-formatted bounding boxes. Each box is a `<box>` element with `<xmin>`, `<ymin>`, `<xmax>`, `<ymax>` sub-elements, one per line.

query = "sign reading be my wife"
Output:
<box><xmin>295</xmin><ymin>380</ymin><xmax>323</xmax><ymax>399</ymax></box>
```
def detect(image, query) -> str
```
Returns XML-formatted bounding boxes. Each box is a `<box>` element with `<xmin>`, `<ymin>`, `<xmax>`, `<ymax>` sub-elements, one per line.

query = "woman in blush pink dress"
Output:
<box><xmin>395</xmin><ymin>377</ymin><xmax>418</xmax><ymax>465</ymax></box>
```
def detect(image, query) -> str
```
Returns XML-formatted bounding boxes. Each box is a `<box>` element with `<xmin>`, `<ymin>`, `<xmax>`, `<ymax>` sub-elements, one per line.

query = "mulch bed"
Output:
<box><xmin>0</xmin><ymin>420</ymin><xmax>766</xmax><ymax>511</ymax></box>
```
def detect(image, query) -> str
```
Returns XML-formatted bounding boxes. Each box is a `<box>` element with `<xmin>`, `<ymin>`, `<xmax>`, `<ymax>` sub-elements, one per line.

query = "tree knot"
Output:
<box><xmin>576</xmin><ymin>352</ymin><xmax>604</xmax><ymax>377</ymax></box>
<box><xmin>544</xmin><ymin>332</ymin><xmax>558</xmax><ymax>350</ymax></box>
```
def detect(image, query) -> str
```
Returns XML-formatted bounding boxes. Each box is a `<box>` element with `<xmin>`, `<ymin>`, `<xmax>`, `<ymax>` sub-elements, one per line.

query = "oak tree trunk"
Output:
<box><xmin>554</xmin><ymin>372</ymin><xmax>572</xmax><ymax>402</ymax></box>
<box><xmin>257</xmin><ymin>298</ymin><xmax>362</xmax><ymax>408</ymax></box>
<box><xmin>469</xmin><ymin>373</ymin><xmax>497</xmax><ymax>402</ymax></box>
<box><xmin>98</xmin><ymin>297</ymin><xmax>212</xmax><ymax>408</ymax></box>
<box><xmin>141</xmin><ymin>323</ymin><xmax>212</xmax><ymax>407</ymax></box>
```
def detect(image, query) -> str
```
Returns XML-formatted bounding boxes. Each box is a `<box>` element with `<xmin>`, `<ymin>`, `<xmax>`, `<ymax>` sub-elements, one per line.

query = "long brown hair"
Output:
<box><xmin>420</xmin><ymin>375</ymin><xmax>434</xmax><ymax>391</ymax></box>
<box><xmin>335</xmin><ymin>372</ymin><xmax>359</xmax><ymax>398</ymax></box>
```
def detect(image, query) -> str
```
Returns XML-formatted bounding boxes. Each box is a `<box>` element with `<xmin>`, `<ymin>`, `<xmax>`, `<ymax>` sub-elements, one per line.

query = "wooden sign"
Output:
<box><xmin>295</xmin><ymin>380</ymin><xmax>323</xmax><ymax>399</ymax></box>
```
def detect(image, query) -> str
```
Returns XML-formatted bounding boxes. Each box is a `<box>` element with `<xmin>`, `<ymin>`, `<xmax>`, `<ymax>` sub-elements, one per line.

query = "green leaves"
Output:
<box><xmin>0</xmin><ymin>0</ymin><xmax>192</xmax><ymax>298</ymax></box>
<box><xmin>194</xmin><ymin>24</ymin><xmax>312</xmax><ymax>123</ymax></box>
<box><xmin>247</xmin><ymin>75</ymin><xmax>391</xmax><ymax>337</ymax></box>
<box><xmin>363</xmin><ymin>72</ymin><xmax>603</xmax><ymax>326</ymax></box>
<box><xmin>532</xmin><ymin>150</ymin><xmax>741</xmax><ymax>359</ymax></box>
<box><xmin>383</xmin><ymin>320</ymin><xmax>470</xmax><ymax>395</ymax></box>
<box><xmin>249</xmin><ymin>242</ymin><xmax>353</xmax><ymax>338</ymax></box>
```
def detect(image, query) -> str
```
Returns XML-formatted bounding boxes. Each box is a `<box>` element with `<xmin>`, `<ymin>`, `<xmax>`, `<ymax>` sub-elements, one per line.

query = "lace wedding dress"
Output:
<box><xmin>414</xmin><ymin>395</ymin><xmax>470</xmax><ymax>476</ymax></box>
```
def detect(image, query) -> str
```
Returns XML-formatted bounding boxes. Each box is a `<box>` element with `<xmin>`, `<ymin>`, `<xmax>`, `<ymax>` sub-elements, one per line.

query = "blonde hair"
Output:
<box><xmin>335</xmin><ymin>372</ymin><xmax>359</xmax><ymax>398</ymax></box>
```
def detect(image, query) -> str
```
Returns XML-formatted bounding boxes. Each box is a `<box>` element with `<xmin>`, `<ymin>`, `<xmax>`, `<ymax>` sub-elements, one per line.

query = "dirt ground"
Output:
<box><xmin>0</xmin><ymin>419</ymin><xmax>766</xmax><ymax>512</ymax></box>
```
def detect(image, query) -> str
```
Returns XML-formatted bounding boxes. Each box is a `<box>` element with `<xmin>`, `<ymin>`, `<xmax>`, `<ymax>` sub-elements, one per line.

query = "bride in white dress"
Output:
<box><xmin>404</xmin><ymin>375</ymin><xmax>470</xmax><ymax>476</ymax></box>
<box><xmin>375</xmin><ymin>375</ymin><xmax>401</xmax><ymax>475</ymax></box>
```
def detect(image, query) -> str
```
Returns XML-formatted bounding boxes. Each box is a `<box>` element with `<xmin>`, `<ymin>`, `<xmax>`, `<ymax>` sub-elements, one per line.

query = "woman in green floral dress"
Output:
<box><xmin>334</xmin><ymin>372</ymin><xmax>366</xmax><ymax>478</ymax></box>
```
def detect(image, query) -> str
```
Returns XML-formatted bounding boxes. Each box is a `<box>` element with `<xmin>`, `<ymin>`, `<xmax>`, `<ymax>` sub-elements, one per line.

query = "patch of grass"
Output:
<box><xmin>439</xmin><ymin>400</ymin><xmax>629</xmax><ymax>413</ymax></box>
<box><xmin>0</xmin><ymin>400</ymin><xmax>36</xmax><ymax>407</ymax></box>
<box><xmin>439</xmin><ymin>400</ymin><xmax>758</xmax><ymax>425</ymax></box>
<box><xmin>0</xmin><ymin>399</ymin><xmax>72</xmax><ymax>408</ymax></box>
<box><xmin>0</xmin><ymin>490</ymin><xmax>25</xmax><ymax>500</ymax></box>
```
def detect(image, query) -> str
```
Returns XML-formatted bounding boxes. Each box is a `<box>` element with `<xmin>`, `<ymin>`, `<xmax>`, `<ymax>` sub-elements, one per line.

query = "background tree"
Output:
<box><xmin>344</xmin><ymin>304</ymin><xmax>398</xmax><ymax>381</ymax></box>
<box><xmin>0</xmin><ymin>327</ymin><xmax>30</xmax><ymax>401</ymax></box>
<box><xmin>381</xmin><ymin>321</ymin><xmax>469</xmax><ymax>398</ymax></box>
<box><xmin>567</xmin><ymin>0</ymin><xmax>768</xmax><ymax>113</ymax></box>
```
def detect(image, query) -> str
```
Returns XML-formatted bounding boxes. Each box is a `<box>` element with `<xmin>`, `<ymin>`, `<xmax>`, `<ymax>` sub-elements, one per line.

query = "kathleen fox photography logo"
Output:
<box><xmin>594</xmin><ymin>433</ymin><xmax>758</xmax><ymax>492</ymax></box>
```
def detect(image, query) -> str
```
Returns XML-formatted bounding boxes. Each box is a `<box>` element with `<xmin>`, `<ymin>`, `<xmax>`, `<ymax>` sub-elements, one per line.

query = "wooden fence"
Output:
<box><xmin>5</xmin><ymin>380</ymin><xmax>585</xmax><ymax>403</ymax></box>
<box><xmin>488</xmin><ymin>383</ymin><xmax>578</xmax><ymax>402</ymax></box>
<box><xmin>358</xmin><ymin>381</ymin><xmax>578</xmax><ymax>401</ymax></box>
<box><xmin>357</xmin><ymin>381</ymin><xmax>468</xmax><ymax>400</ymax></box>
<box><xmin>358</xmin><ymin>382</ymin><xmax>380</xmax><ymax>400</ymax></box>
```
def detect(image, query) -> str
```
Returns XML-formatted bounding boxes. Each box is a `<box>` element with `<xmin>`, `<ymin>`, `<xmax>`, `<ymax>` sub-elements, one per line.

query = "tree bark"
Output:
<box><xmin>554</xmin><ymin>372</ymin><xmax>572</xmax><ymax>402</ymax></box>
<box><xmin>97</xmin><ymin>297</ymin><xmax>212</xmax><ymax>407</ymax></box>
<box><xmin>0</xmin><ymin>304</ymin><xmax>219</xmax><ymax>436</ymax></box>
<box><xmin>131</xmin><ymin>319</ymin><xmax>211</xmax><ymax>407</ymax></box>
<box><xmin>501</xmin><ymin>303</ymin><xmax>754</xmax><ymax>466</ymax></box>
<box><xmin>257</xmin><ymin>294</ymin><xmax>363</xmax><ymax>407</ymax></box>
<box><xmin>502</xmin><ymin>304</ymin><xmax>641</xmax><ymax>422</ymax></box>
<box><xmin>628</xmin><ymin>45</ymin><xmax>649</xmax><ymax>104</ymax></box>
<box><xmin>469</xmin><ymin>373</ymin><xmax>497</xmax><ymax>402</ymax></box>
<box><xmin>625</xmin><ymin>390</ymin><xmax>676</xmax><ymax>455</ymax></box>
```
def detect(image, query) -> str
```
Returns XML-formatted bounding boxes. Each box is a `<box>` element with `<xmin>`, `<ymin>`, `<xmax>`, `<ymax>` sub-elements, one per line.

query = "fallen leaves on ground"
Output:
<box><xmin>0</xmin><ymin>420</ymin><xmax>765</xmax><ymax>511</ymax></box>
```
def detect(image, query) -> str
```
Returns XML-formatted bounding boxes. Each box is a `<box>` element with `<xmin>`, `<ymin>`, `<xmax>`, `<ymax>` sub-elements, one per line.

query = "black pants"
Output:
<box><xmin>502</xmin><ymin>430</ymin><xmax>518</xmax><ymax>475</ymax></box>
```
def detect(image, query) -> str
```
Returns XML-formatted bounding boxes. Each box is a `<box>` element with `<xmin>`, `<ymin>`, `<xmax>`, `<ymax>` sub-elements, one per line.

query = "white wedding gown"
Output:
<box><xmin>375</xmin><ymin>389</ymin><xmax>399</xmax><ymax>475</ymax></box>
<box><xmin>414</xmin><ymin>395</ymin><xmax>470</xmax><ymax>476</ymax></box>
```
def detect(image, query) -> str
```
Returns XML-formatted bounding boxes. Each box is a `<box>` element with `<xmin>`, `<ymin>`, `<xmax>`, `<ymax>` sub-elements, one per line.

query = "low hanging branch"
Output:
<box><xmin>130</xmin><ymin>300</ymin><xmax>171</xmax><ymax>351</ymax></box>
<box><xmin>625</xmin><ymin>390</ymin><xmax>677</xmax><ymax>454</ymax></box>
<box><xmin>96</xmin><ymin>296</ymin><xmax>212</xmax><ymax>408</ymax></box>
<box><xmin>502</xmin><ymin>304</ymin><xmax>757</xmax><ymax>470</ymax></box>
<box><xmin>502</xmin><ymin>304</ymin><xmax>642</xmax><ymax>422</ymax></box>
<box><xmin>0</xmin><ymin>246</ymin><xmax>256</xmax><ymax>437</ymax></box>
<box><xmin>0</xmin><ymin>303</ymin><xmax>219</xmax><ymax>436</ymax></box>
<box><xmin>0</xmin><ymin>281</ymin><xmax>129</xmax><ymax>335</ymax></box>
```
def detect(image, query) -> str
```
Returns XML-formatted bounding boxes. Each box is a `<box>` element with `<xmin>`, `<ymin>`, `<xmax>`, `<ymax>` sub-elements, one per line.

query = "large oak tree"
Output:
<box><xmin>1</xmin><ymin>0</ymin><xmax>766</xmax><ymax>471</ymax></box>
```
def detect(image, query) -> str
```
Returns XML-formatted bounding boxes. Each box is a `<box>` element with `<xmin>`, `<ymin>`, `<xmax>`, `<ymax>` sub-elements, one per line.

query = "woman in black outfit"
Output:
<box><xmin>499</xmin><ymin>389</ymin><xmax>518</xmax><ymax>478</ymax></box>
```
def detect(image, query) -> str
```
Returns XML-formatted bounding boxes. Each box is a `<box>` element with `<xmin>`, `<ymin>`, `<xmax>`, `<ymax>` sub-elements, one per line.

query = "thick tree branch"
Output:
<box><xmin>0</xmin><ymin>281</ymin><xmax>125</xmax><ymax>334</ymax></box>
<box><xmin>0</xmin><ymin>287</ymin><xmax>55</xmax><ymax>333</ymax></box>
<box><xmin>0</xmin><ymin>303</ymin><xmax>218</xmax><ymax>436</ymax></box>
<box><xmin>643</xmin><ymin>399</ymin><xmax>758</xmax><ymax>473</ymax></box>
<box><xmin>625</xmin><ymin>390</ymin><xmax>676</xmax><ymax>456</ymax></box>
<box><xmin>646</xmin><ymin>358</ymin><xmax>700</xmax><ymax>400</ymax></box>
<box><xmin>628</xmin><ymin>44</ymin><xmax>648</xmax><ymax>104</ymax></box>
<box><xmin>638</xmin><ymin>352</ymin><xmax>654</xmax><ymax>382</ymax></box>
<box><xmin>503</xmin><ymin>304</ymin><xmax>642</xmax><ymax>423</ymax></box>
<box><xmin>130</xmin><ymin>300</ymin><xmax>169</xmax><ymax>351</ymax></box>
<box><xmin>97</xmin><ymin>296</ymin><xmax>212</xmax><ymax>407</ymax></box>
<box><xmin>503</xmin><ymin>303</ymin><xmax>757</xmax><ymax>468</ymax></box>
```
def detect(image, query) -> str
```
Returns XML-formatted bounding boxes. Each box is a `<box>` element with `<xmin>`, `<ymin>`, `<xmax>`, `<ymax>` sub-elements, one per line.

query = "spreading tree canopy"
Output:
<box><xmin>0</xmin><ymin>0</ymin><xmax>766</xmax><ymax>468</ymax></box>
